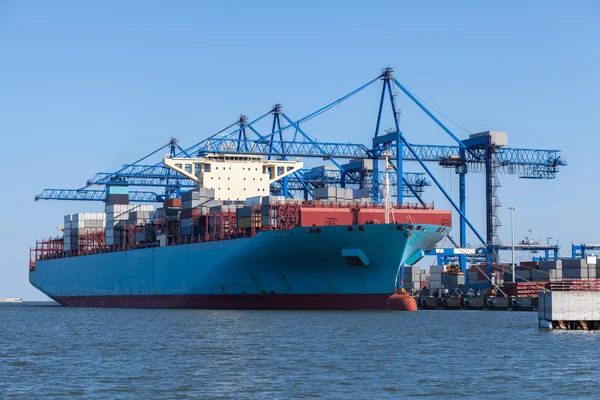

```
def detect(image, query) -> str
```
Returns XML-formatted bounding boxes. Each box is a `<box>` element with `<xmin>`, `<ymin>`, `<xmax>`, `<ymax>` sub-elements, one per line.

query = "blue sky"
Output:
<box><xmin>1</xmin><ymin>1</ymin><xmax>598</xmax><ymax>299</ymax></box>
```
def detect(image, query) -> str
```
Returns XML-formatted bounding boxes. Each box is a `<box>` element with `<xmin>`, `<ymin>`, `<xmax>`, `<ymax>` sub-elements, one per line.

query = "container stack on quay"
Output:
<box><xmin>403</xmin><ymin>267</ymin><xmax>428</xmax><ymax>292</ymax></box>
<box><xmin>467</xmin><ymin>265</ymin><xmax>490</xmax><ymax>286</ymax></box>
<box><xmin>441</xmin><ymin>271</ymin><xmax>465</xmax><ymax>289</ymax></box>
<box><xmin>419</xmin><ymin>269</ymin><xmax>428</xmax><ymax>289</ymax></box>
<box><xmin>503</xmin><ymin>259</ymin><xmax>597</xmax><ymax>287</ymax></box>
<box><xmin>427</xmin><ymin>265</ymin><xmax>444</xmax><ymax>291</ymax></box>
<box><xmin>504</xmin><ymin>261</ymin><xmax>547</xmax><ymax>283</ymax></box>
<box><xmin>560</xmin><ymin>258</ymin><xmax>597</xmax><ymax>279</ymax></box>
<box><xmin>63</xmin><ymin>213</ymin><xmax>106</xmax><ymax>251</ymax></box>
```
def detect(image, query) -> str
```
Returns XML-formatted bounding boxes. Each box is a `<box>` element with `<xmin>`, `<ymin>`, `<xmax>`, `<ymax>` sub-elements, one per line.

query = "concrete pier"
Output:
<box><xmin>539</xmin><ymin>291</ymin><xmax>600</xmax><ymax>330</ymax></box>
<box><xmin>415</xmin><ymin>296</ymin><xmax>536</xmax><ymax>311</ymax></box>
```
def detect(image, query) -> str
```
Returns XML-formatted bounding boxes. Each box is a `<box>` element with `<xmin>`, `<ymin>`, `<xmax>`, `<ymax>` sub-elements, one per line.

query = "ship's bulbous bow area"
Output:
<box><xmin>387</xmin><ymin>293</ymin><xmax>418</xmax><ymax>311</ymax></box>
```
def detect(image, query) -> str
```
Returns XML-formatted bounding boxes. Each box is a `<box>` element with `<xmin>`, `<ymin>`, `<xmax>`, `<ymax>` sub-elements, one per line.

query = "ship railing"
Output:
<box><xmin>548</xmin><ymin>278</ymin><xmax>600</xmax><ymax>292</ymax></box>
<box><xmin>296</xmin><ymin>200</ymin><xmax>434</xmax><ymax>210</ymax></box>
<box><xmin>31</xmin><ymin>200</ymin><xmax>436</xmax><ymax>267</ymax></box>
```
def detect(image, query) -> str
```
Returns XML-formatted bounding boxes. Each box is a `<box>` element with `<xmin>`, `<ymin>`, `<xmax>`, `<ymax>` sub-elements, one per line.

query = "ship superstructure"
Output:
<box><xmin>163</xmin><ymin>154</ymin><xmax>302</xmax><ymax>201</ymax></box>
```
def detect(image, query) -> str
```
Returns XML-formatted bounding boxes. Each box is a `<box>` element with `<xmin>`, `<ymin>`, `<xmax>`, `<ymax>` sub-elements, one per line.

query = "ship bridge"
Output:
<box><xmin>163</xmin><ymin>154</ymin><xmax>302</xmax><ymax>201</ymax></box>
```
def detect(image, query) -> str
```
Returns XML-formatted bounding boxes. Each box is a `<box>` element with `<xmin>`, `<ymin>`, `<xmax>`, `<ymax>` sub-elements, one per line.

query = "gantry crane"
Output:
<box><xmin>35</xmin><ymin>68</ymin><xmax>566</xmax><ymax>281</ymax></box>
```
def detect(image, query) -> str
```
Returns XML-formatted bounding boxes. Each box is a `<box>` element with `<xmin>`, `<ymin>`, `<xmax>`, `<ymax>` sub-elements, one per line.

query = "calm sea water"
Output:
<box><xmin>1</xmin><ymin>303</ymin><xmax>599</xmax><ymax>399</ymax></box>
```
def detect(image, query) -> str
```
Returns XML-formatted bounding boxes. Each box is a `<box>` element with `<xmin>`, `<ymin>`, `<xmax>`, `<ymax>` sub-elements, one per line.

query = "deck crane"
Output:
<box><xmin>35</xmin><ymin>67</ymin><xmax>566</xmax><ymax>283</ymax></box>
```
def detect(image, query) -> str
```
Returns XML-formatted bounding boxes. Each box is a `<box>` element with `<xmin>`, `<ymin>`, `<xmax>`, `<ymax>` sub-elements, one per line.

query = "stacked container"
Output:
<box><xmin>419</xmin><ymin>269</ymin><xmax>428</xmax><ymax>289</ymax></box>
<box><xmin>245</xmin><ymin>196</ymin><xmax>262</xmax><ymax>206</ymax></box>
<box><xmin>237</xmin><ymin>206</ymin><xmax>259</xmax><ymax>229</ymax></box>
<box><xmin>313</xmin><ymin>187</ymin><xmax>353</xmax><ymax>202</ymax></box>
<box><xmin>468</xmin><ymin>265</ymin><xmax>489</xmax><ymax>284</ymax></box>
<box><xmin>261</xmin><ymin>196</ymin><xmax>284</xmax><ymax>228</ymax></box>
<box><xmin>136</xmin><ymin>225</ymin><xmax>157</xmax><ymax>243</ymax></box>
<box><xmin>403</xmin><ymin>266</ymin><xmax>421</xmax><ymax>291</ymax></box>
<box><xmin>441</xmin><ymin>273</ymin><xmax>465</xmax><ymax>289</ymax></box>
<box><xmin>428</xmin><ymin>265</ymin><xmax>445</xmax><ymax>291</ymax></box>
<box><xmin>563</xmin><ymin>258</ymin><xmax>596</xmax><ymax>279</ymax></box>
<box><xmin>105</xmin><ymin>204</ymin><xmax>153</xmax><ymax>246</ymax></box>
<box><xmin>538</xmin><ymin>260</ymin><xmax>563</xmax><ymax>280</ymax></box>
<box><xmin>352</xmin><ymin>188</ymin><xmax>370</xmax><ymax>200</ymax></box>
<box><xmin>180</xmin><ymin>188</ymin><xmax>216</xmax><ymax>236</ymax></box>
<box><xmin>545</xmin><ymin>259</ymin><xmax>596</xmax><ymax>279</ymax></box>
<box><xmin>63</xmin><ymin>212</ymin><xmax>106</xmax><ymax>251</ymax></box>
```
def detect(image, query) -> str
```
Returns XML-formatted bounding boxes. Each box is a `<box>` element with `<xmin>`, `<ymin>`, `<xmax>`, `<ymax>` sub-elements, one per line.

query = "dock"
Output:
<box><xmin>539</xmin><ymin>291</ymin><xmax>600</xmax><ymax>330</ymax></box>
<box><xmin>415</xmin><ymin>296</ymin><xmax>536</xmax><ymax>311</ymax></box>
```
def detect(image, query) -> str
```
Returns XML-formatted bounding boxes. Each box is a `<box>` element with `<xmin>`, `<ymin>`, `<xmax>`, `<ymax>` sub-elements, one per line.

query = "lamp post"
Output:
<box><xmin>508</xmin><ymin>206</ymin><xmax>516</xmax><ymax>283</ymax></box>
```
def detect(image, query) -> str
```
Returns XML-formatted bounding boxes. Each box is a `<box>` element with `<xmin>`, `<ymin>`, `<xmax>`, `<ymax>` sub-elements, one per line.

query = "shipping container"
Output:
<box><xmin>163</xmin><ymin>198</ymin><xmax>181</xmax><ymax>208</ymax></box>
<box><xmin>181</xmin><ymin>190</ymin><xmax>200</xmax><ymax>201</ymax></box>
<box><xmin>562</xmin><ymin>259</ymin><xmax>587</xmax><ymax>269</ymax></box>
<box><xmin>313</xmin><ymin>186</ymin><xmax>337</xmax><ymax>200</ymax></box>
<box><xmin>237</xmin><ymin>216</ymin><xmax>260</xmax><ymax>229</ymax></box>
<box><xmin>237</xmin><ymin>207</ymin><xmax>253</xmax><ymax>218</ymax></box>
<box><xmin>298</xmin><ymin>208</ymin><xmax>354</xmax><ymax>227</ymax></box>
<box><xmin>539</xmin><ymin>260</ymin><xmax>562</xmax><ymax>270</ymax></box>
<box><xmin>358</xmin><ymin>209</ymin><xmax>451</xmax><ymax>226</ymax></box>
<box><xmin>245</xmin><ymin>196</ymin><xmax>262</xmax><ymax>206</ymax></box>
<box><xmin>352</xmin><ymin>188</ymin><xmax>370</xmax><ymax>199</ymax></box>
<box><xmin>531</xmin><ymin>269</ymin><xmax>551</xmax><ymax>281</ymax></box>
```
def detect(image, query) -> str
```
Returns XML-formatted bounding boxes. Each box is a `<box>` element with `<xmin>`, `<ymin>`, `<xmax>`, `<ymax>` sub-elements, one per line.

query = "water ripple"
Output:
<box><xmin>1</xmin><ymin>304</ymin><xmax>600</xmax><ymax>398</ymax></box>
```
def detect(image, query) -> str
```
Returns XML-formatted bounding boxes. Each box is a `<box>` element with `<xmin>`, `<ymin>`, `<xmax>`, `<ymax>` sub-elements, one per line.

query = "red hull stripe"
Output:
<box><xmin>53</xmin><ymin>294</ymin><xmax>394</xmax><ymax>310</ymax></box>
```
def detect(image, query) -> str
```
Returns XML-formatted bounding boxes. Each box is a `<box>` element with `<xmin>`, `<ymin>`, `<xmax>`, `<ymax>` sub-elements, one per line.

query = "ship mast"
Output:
<box><xmin>383</xmin><ymin>150</ymin><xmax>391</xmax><ymax>224</ymax></box>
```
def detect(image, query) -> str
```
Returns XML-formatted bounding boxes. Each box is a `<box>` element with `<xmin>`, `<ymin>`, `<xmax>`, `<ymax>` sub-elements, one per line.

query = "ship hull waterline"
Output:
<box><xmin>53</xmin><ymin>294</ymin><xmax>392</xmax><ymax>310</ymax></box>
<box><xmin>31</xmin><ymin>223</ymin><xmax>449</xmax><ymax>310</ymax></box>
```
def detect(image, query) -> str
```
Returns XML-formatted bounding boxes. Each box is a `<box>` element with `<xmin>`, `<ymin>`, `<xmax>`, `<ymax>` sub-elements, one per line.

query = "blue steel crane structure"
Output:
<box><xmin>35</xmin><ymin>68</ymin><xmax>566</xmax><ymax>280</ymax></box>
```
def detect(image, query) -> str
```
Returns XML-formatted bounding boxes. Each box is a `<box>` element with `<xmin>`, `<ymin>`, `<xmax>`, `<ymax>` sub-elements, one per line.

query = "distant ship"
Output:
<box><xmin>0</xmin><ymin>298</ymin><xmax>23</xmax><ymax>303</ymax></box>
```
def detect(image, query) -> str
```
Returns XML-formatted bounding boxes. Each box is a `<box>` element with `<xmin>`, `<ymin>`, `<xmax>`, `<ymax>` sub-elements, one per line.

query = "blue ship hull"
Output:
<box><xmin>30</xmin><ymin>223</ymin><xmax>448</xmax><ymax>309</ymax></box>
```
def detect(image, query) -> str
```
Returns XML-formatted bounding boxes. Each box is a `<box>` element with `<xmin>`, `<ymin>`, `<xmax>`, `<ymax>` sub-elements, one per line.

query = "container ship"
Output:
<box><xmin>29</xmin><ymin>154</ymin><xmax>451</xmax><ymax>309</ymax></box>
<box><xmin>0</xmin><ymin>298</ymin><xmax>23</xmax><ymax>303</ymax></box>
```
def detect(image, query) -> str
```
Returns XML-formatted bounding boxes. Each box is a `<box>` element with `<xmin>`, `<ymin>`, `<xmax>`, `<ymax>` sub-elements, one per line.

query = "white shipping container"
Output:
<box><xmin>344</xmin><ymin>188</ymin><xmax>353</xmax><ymax>200</ymax></box>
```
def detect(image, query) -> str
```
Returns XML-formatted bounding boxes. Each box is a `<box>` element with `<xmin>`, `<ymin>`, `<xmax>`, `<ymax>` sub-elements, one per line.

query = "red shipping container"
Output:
<box><xmin>358</xmin><ymin>209</ymin><xmax>451</xmax><ymax>227</ymax></box>
<box><xmin>299</xmin><ymin>208</ymin><xmax>355</xmax><ymax>227</ymax></box>
<box><xmin>299</xmin><ymin>207</ymin><xmax>452</xmax><ymax>228</ymax></box>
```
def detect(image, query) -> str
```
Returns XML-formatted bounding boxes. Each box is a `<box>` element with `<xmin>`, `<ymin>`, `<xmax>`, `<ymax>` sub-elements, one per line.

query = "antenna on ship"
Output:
<box><xmin>382</xmin><ymin>150</ymin><xmax>395</xmax><ymax>224</ymax></box>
